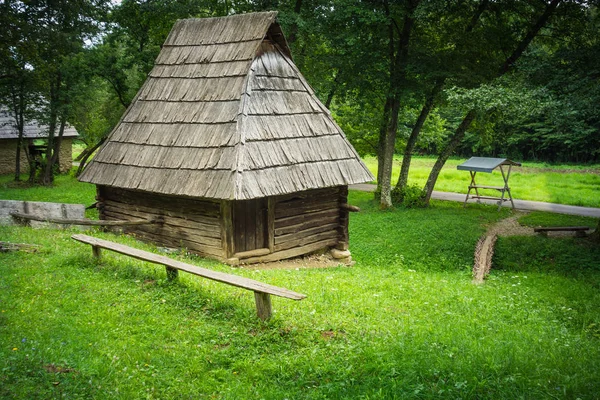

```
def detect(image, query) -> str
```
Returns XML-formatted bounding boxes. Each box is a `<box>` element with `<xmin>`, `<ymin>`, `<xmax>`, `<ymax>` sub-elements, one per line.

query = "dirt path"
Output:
<box><xmin>472</xmin><ymin>213</ymin><xmax>535</xmax><ymax>284</ymax></box>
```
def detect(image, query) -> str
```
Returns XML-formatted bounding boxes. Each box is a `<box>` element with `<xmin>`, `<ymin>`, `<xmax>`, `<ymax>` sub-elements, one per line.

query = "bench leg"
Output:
<box><xmin>254</xmin><ymin>291</ymin><xmax>272</xmax><ymax>320</ymax></box>
<box><xmin>92</xmin><ymin>245</ymin><xmax>101</xmax><ymax>260</ymax></box>
<box><xmin>166</xmin><ymin>266</ymin><xmax>179</xmax><ymax>281</ymax></box>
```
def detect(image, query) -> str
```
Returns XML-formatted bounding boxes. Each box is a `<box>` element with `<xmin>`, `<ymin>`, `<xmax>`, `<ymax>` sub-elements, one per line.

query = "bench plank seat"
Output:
<box><xmin>72</xmin><ymin>234</ymin><xmax>306</xmax><ymax>319</ymax></box>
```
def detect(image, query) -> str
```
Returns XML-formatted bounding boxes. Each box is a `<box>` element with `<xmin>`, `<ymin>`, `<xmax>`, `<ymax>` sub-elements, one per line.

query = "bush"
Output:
<box><xmin>392</xmin><ymin>184</ymin><xmax>427</xmax><ymax>208</ymax></box>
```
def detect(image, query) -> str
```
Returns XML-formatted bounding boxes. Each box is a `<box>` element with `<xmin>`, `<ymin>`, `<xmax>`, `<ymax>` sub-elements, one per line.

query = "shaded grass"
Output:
<box><xmin>362</xmin><ymin>156</ymin><xmax>600</xmax><ymax>208</ymax></box>
<box><xmin>1</xmin><ymin>191</ymin><xmax>599</xmax><ymax>399</ymax></box>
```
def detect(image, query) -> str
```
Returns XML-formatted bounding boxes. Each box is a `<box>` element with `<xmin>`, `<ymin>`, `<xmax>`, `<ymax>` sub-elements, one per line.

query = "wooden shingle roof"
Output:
<box><xmin>79</xmin><ymin>12</ymin><xmax>374</xmax><ymax>200</ymax></box>
<box><xmin>0</xmin><ymin>108</ymin><xmax>78</xmax><ymax>139</ymax></box>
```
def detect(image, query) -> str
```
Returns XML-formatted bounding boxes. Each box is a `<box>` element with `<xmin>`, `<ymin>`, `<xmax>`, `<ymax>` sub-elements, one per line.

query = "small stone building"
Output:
<box><xmin>0</xmin><ymin>108</ymin><xmax>78</xmax><ymax>175</ymax></box>
<box><xmin>79</xmin><ymin>12</ymin><xmax>374</xmax><ymax>264</ymax></box>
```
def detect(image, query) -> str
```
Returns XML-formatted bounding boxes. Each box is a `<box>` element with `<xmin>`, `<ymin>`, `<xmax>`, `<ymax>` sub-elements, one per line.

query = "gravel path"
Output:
<box><xmin>349</xmin><ymin>184</ymin><xmax>600</xmax><ymax>218</ymax></box>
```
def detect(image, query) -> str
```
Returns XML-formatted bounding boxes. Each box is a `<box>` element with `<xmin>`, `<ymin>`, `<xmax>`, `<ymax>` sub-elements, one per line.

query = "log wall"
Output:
<box><xmin>97</xmin><ymin>185</ymin><xmax>349</xmax><ymax>264</ymax></box>
<box><xmin>98</xmin><ymin>186</ymin><xmax>225</xmax><ymax>259</ymax></box>
<box><xmin>242</xmin><ymin>186</ymin><xmax>345</xmax><ymax>263</ymax></box>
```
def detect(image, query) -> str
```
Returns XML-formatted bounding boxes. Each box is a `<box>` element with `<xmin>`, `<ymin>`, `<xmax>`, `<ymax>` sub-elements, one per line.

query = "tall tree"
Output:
<box><xmin>393</xmin><ymin>0</ymin><xmax>490</xmax><ymax>198</ymax></box>
<box><xmin>0</xmin><ymin>0</ymin><xmax>40</xmax><ymax>181</ymax></box>
<box><xmin>422</xmin><ymin>0</ymin><xmax>563</xmax><ymax>205</ymax></box>
<box><xmin>24</xmin><ymin>0</ymin><xmax>110</xmax><ymax>184</ymax></box>
<box><xmin>378</xmin><ymin>0</ymin><xmax>421</xmax><ymax>209</ymax></box>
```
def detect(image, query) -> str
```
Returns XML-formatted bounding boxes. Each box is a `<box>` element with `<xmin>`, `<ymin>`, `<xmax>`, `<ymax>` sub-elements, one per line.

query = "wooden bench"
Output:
<box><xmin>71</xmin><ymin>234</ymin><xmax>306</xmax><ymax>320</ymax></box>
<box><xmin>534</xmin><ymin>226</ymin><xmax>589</xmax><ymax>237</ymax></box>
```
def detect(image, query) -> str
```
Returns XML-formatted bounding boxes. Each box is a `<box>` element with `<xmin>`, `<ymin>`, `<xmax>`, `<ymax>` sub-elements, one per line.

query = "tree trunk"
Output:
<box><xmin>76</xmin><ymin>137</ymin><xmax>106</xmax><ymax>176</ymax></box>
<box><xmin>393</xmin><ymin>0</ymin><xmax>489</xmax><ymax>196</ymax></box>
<box><xmin>377</xmin><ymin>97</ymin><xmax>393</xmax><ymax>193</ymax></box>
<box><xmin>394</xmin><ymin>79</ymin><xmax>444</xmax><ymax>193</ymax></box>
<box><xmin>378</xmin><ymin>0</ymin><xmax>420</xmax><ymax>208</ymax></box>
<box><xmin>41</xmin><ymin>74</ymin><xmax>60</xmax><ymax>185</ymax></box>
<box><xmin>380</xmin><ymin>97</ymin><xmax>401</xmax><ymax>209</ymax></box>
<box><xmin>423</xmin><ymin>110</ymin><xmax>477</xmax><ymax>204</ymax></box>
<box><xmin>13</xmin><ymin>82</ymin><xmax>25</xmax><ymax>181</ymax></box>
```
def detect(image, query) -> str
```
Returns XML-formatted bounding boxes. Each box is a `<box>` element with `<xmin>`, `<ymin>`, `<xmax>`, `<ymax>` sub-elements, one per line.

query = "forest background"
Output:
<box><xmin>1</xmin><ymin>0</ymin><xmax>598</xmax><ymax>208</ymax></box>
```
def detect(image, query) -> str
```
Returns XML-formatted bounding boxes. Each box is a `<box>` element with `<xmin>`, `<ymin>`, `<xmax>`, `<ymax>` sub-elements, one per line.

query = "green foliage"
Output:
<box><xmin>1</xmin><ymin>190</ymin><xmax>600</xmax><ymax>398</ymax></box>
<box><xmin>391</xmin><ymin>184</ymin><xmax>426</xmax><ymax>208</ymax></box>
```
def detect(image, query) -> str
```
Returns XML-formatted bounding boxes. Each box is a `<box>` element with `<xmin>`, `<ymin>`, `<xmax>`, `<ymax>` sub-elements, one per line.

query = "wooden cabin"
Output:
<box><xmin>79</xmin><ymin>12</ymin><xmax>374</xmax><ymax>264</ymax></box>
<box><xmin>0</xmin><ymin>108</ymin><xmax>78</xmax><ymax>175</ymax></box>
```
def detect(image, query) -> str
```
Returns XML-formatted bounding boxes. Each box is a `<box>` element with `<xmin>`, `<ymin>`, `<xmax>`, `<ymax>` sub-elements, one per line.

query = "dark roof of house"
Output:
<box><xmin>0</xmin><ymin>108</ymin><xmax>79</xmax><ymax>139</ymax></box>
<box><xmin>79</xmin><ymin>11</ymin><xmax>374</xmax><ymax>200</ymax></box>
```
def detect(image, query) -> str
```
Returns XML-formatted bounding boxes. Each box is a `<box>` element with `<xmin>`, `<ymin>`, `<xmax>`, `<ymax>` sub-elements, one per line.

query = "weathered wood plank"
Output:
<box><xmin>101</xmin><ymin>186</ymin><xmax>221</xmax><ymax>217</ymax></box>
<box><xmin>102</xmin><ymin>214</ymin><xmax>223</xmax><ymax>252</ymax></box>
<box><xmin>275</xmin><ymin>199</ymin><xmax>339</xmax><ymax>218</ymax></box>
<box><xmin>267</xmin><ymin>197</ymin><xmax>275</xmax><ymax>252</ymax></box>
<box><xmin>103</xmin><ymin>218</ymin><xmax>224</xmax><ymax>258</ymax></box>
<box><xmin>274</xmin><ymin>215</ymin><xmax>339</xmax><ymax>236</ymax></box>
<box><xmin>274</xmin><ymin>222</ymin><xmax>339</xmax><ymax>245</ymax></box>
<box><xmin>103</xmin><ymin>199</ymin><xmax>220</xmax><ymax>228</ymax></box>
<box><xmin>275</xmin><ymin>208</ymin><xmax>339</xmax><ymax>228</ymax></box>
<box><xmin>233</xmin><ymin>248</ymin><xmax>271</xmax><ymax>259</ymax></box>
<box><xmin>10</xmin><ymin>211</ymin><xmax>156</xmax><ymax>227</ymax></box>
<box><xmin>220</xmin><ymin>201</ymin><xmax>234</xmax><ymax>258</ymax></box>
<box><xmin>71</xmin><ymin>234</ymin><xmax>306</xmax><ymax>300</ymax></box>
<box><xmin>274</xmin><ymin>230</ymin><xmax>339</xmax><ymax>252</ymax></box>
<box><xmin>254</xmin><ymin>291</ymin><xmax>272</xmax><ymax>320</ymax></box>
<box><xmin>242</xmin><ymin>237</ymin><xmax>338</xmax><ymax>264</ymax></box>
<box><xmin>274</xmin><ymin>187</ymin><xmax>340</xmax><ymax>204</ymax></box>
<box><xmin>275</xmin><ymin>190</ymin><xmax>340</xmax><ymax>210</ymax></box>
<box><xmin>102</xmin><ymin>203</ymin><xmax>221</xmax><ymax>237</ymax></box>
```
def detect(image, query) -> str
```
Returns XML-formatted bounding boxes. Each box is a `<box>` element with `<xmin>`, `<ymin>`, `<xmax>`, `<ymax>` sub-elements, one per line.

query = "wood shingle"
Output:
<box><xmin>80</xmin><ymin>11</ymin><xmax>373</xmax><ymax>200</ymax></box>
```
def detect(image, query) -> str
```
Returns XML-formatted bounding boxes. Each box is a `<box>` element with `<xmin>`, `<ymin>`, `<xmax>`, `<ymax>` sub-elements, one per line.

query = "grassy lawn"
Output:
<box><xmin>362</xmin><ymin>156</ymin><xmax>600</xmax><ymax>208</ymax></box>
<box><xmin>1</xmin><ymin>181</ymin><xmax>599</xmax><ymax>399</ymax></box>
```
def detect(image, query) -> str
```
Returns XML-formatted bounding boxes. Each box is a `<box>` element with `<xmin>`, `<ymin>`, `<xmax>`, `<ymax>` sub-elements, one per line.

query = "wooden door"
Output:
<box><xmin>233</xmin><ymin>198</ymin><xmax>268</xmax><ymax>253</ymax></box>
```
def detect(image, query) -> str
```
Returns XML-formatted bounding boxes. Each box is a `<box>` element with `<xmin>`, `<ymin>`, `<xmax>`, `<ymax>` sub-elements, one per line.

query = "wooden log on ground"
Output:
<box><xmin>472</xmin><ymin>234</ymin><xmax>497</xmax><ymax>284</ymax></box>
<box><xmin>233</xmin><ymin>248</ymin><xmax>271</xmax><ymax>259</ymax></box>
<box><xmin>0</xmin><ymin>241</ymin><xmax>40</xmax><ymax>253</ymax></box>
<box><xmin>242</xmin><ymin>236</ymin><xmax>338</xmax><ymax>264</ymax></box>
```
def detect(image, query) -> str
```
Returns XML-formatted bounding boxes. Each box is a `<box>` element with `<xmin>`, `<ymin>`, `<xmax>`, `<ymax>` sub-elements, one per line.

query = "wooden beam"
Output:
<box><xmin>92</xmin><ymin>245</ymin><xmax>101</xmax><ymax>259</ymax></box>
<box><xmin>340</xmin><ymin>203</ymin><xmax>360</xmax><ymax>212</ymax></box>
<box><xmin>166</xmin><ymin>266</ymin><xmax>179</xmax><ymax>280</ymax></box>
<box><xmin>232</xmin><ymin>248</ymin><xmax>271</xmax><ymax>259</ymax></box>
<box><xmin>254</xmin><ymin>291</ymin><xmax>272</xmax><ymax>320</ymax></box>
<box><xmin>10</xmin><ymin>212</ymin><xmax>156</xmax><ymax>226</ymax></box>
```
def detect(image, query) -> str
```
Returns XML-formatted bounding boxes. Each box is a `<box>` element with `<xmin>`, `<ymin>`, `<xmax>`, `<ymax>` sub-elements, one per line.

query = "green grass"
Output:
<box><xmin>363</xmin><ymin>156</ymin><xmax>600</xmax><ymax>208</ymax></box>
<box><xmin>2</xmin><ymin>189</ymin><xmax>599</xmax><ymax>399</ymax></box>
<box><xmin>518</xmin><ymin>211</ymin><xmax>598</xmax><ymax>229</ymax></box>
<box><xmin>0</xmin><ymin>172</ymin><xmax>98</xmax><ymax>218</ymax></box>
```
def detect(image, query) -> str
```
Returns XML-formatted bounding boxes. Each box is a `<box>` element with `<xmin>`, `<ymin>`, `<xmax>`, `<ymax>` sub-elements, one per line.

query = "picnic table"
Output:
<box><xmin>457</xmin><ymin>157</ymin><xmax>521</xmax><ymax>211</ymax></box>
